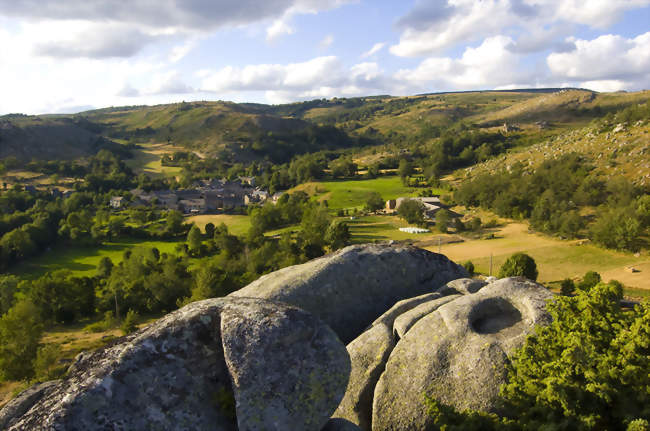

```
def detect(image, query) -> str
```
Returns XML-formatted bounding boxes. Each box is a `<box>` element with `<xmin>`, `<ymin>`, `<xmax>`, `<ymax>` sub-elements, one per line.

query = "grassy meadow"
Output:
<box><xmin>10</xmin><ymin>239</ymin><xmax>183</xmax><ymax>279</ymax></box>
<box><xmin>291</xmin><ymin>175</ymin><xmax>433</xmax><ymax>210</ymax></box>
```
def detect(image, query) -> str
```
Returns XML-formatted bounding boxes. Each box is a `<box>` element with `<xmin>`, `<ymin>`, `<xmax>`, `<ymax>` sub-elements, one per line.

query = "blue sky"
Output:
<box><xmin>0</xmin><ymin>0</ymin><xmax>648</xmax><ymax>114</ymax></box>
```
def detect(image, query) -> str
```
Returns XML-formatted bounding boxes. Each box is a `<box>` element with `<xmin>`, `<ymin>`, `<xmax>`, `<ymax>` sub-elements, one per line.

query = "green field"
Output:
<box><xmin>186</xmin><ymin>214</ymin><xmax>252</xmax><ymax>236</ymax></box>
<box><xmin>292</xmin><ymin>176</ymin><xmax>436</xmax><ymax>210</ymax></box>
<box><xmin>11</xmin><ymin>239</ymin><xmax>183</xmax><ymax>279</ymax></box>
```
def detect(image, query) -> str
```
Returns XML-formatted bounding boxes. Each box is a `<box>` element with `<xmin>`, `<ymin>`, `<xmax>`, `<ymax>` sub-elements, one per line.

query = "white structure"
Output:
<box><xmin>399</xmin><ymin>227</ymin><xmax>430</xmax><ymax>234</ymax></box>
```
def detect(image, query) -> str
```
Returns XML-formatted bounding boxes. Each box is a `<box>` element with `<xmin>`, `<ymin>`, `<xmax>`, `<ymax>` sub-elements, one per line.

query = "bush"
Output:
<box><xmin>398</xmin><ymin>199</ymin><xmax>426</xmax><ymax>227</ymax></box>
<box><xmin>463</xmin><ymin>260</ymin><xmax>475</xmax><ymax>276</ymax></box>
<box><xmin>578</xmin><ymin>270</ymin><xmax>601</xmax><ymax>291</ymax></box>
<box><xmin>500</xmin><ymin>282</ymin><xmax>650</xmax><ymax>429</ymax></box>
<box><xmin>0</xmin><ymin>300</ymin><xmax>43</xmax><ymax>380</ymax></box>
<box><xmin>498</xmin><ymin>252</ymin><xmax>538</xmax><ymax>281</ymax></box>
<box><xmin>33</xmin><ymin>344</ymin><xmax>65</xmax><ymax>381</ymax></box>
<box><xmin>560</xmin><ymin>278</ymin><xmax>576</xmax><ymax>296</ymax></box>
<box><xmin>83</xmin><ymin>311</ymin><xmax>117</xmax><ymax>333</ymax></box>
<box><xmin>121</xmin><ymin>310</ymin><xmax>139</xmax><ymax>335</ymax></box>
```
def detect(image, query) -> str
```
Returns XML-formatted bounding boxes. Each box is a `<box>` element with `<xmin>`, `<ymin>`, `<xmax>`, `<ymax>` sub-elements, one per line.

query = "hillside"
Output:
<box><xmin>1</xmin><ymin>89</ymin><xmax>648</xmax><ymax>170</ymax></box>
<box><xmin>456</xmin><ymin>116</ymin><xmax>650</xmax><ymax>187</ymax></box>
<box><xmin>84</xmin><ymin>101</ymin><xmax>353</xmax><ymax>163</ymax></box>
<box><xmin>0</xmin><ymin>114</ymin><xmax>120</xmax><ymax>161</ymax></box>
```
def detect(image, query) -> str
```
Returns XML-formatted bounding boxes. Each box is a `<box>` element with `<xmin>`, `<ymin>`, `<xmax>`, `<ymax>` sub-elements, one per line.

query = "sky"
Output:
<box><xmin>0</xmin><ymin>0</ymin><xmax>649</xmax><ymax>115</ymax></box>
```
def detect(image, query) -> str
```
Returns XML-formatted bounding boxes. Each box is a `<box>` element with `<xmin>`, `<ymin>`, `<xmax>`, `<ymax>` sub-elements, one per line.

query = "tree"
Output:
<box><xmin>436</xmin><ymin>209</ymin><xmax>452</xmax><ymax>233</ymax></box>
<box><xmin>500</xmin><ymin>282</ymin><xmax>650</xmax><ymax>429</ymax></box>
<box><xmin>578</xmin><ymin>270</ymin><xmax>601</xmax><ymax>291</ymax></box>
<box><xmin>165</xmin><ymin>210</ymin><xmax>184</xmax><ymax>235</ymax></box>
<box><xmin>463</xmin><ymin>261</ymin><xmax>475</xmax><ymax>276</ymax></box>
<box><xmin>397</xmin><ymin>199</ymin><xmax>426</xmax><ymax>227</ymax></box>
<box><xmin>187</xmin><ymin>224</ymin><xmax>203</xmax><ymax>255</ymax></box>
<box><xmin>0</xmin><ymin>300</ymin><xmax>43</xmax><ymax>380</ymax></box>
<box><xmin>325</xmin><ymin>220</ymin><xmax>350</xmax><ymax>250</ymax></box>
<box><xmin>365</xmin><ymin>192</ymin><xmax>384</xmax><ymax>213</ymax></box>
<box><xmin>560</xmin><ymin>278</ymin><xmax>576</xmax><ymax>296</ymax></box>
<box><xmin>498</xmin><ymin>252</ymin><xmax>538</xmax><ymax>281</ymax></box>
<box><xmin>121</xmin><ymin>310</ymin><xmax>139</xmax><ymax>335</ymax></box>
<box><xmin>299</xmin><ymin>206</ymin><xmax>332</xmax><ymax>258</ymax></box>
<box><xmin>96</xmin><ymin>256</ymin><xmax>114</xmax><ymax>279</ymax></box>
<box><xmin>0</xmin><ymin>275</ymin><xmax>19</xmax><ymax>316</ymax></box>
<box><xmin>398</xmin><ymin>159</ymin><xmax>414</xmax><ymax>180</ymax></box>
<box><xmin>204</xmin><ymin>222</ymin><xmax>215</xmax><ymax>239</ymax></box>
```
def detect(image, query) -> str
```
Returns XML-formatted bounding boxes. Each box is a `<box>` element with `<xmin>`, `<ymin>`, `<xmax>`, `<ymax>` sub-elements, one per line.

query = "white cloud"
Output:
<box><xmin>361</xmin><ymin>42</ymin><xmax>385</xmax><ymax>58</ymax></box>
<box><xmin>391</xmin><ymin>0</ymin><xmax>650</xmax><ymax>57</ymax></box>
<box><xmin>394</xmin><ymin>36</ymin><xmax>531</xmax><ymax>91</ymax></box>
<box><xmin>547</xmin><ymin>32</ymin><xmax>650</xmax><ymax>85</ymax></box>
<box><xmin>266</xmin><ymin>18</ymin><xmax>295</xmax><ymax>41</ymax></box>
<box><xmin>201</xmin><ymin>56</ymin><xmax>390</xmax><ymax>103</ymax></box>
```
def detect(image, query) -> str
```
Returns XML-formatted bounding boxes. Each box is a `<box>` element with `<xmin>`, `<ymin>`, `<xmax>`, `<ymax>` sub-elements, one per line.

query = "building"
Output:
<box><xmin>179</xmin><ymin>198</ymin><xmax>206</xmax><ymax>214</ymax></box>
<box><xmin>387</xmin><ymin>196</ymin><xmax>443</xmax><ymax>219</ymax></box>
<box><xmin>110</xmin><ymin>196</ymin><xmax>124</xmax><ymax>209</ymax></box>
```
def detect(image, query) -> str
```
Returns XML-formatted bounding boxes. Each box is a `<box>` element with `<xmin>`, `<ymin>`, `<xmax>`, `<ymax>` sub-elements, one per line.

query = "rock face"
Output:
<box><xmin>3</xmin><ymin>297</ymin><xmax>350</xmax><ymax>431</ymax></box>
<box><xmin>231</xmin><ymin>244</ymin><xmax>468</xmax><ymax>343</ymax></box>
<box><xmin>332</xmin><ymin>277</ymin><xmax>552</xmax><ymax>431</ymax></box>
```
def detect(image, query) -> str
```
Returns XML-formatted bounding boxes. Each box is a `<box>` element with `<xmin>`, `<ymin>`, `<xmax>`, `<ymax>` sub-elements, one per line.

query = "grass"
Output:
<box><xmin>419</xmin><ymin>223</ymin><xmax>649</xmax><ymax>293</ymax></box>
<box><xmin>186</xmin><ymin>214</ymin><xmax>252</xmax><ymax>236</ymax></box>
<box><xmin>125</xmin><ymin>142</ymin><xmax>184</xmax><ymax>178</ymax></box>
<box><xmin>291</xmin><ymin>175</ymin><xmax>436</xmax><ymax>210</ymax></box>
<box><xmin>11</xmin><ymin>238</ymin><xmax>184</xmax><ymax>279</ymax></box>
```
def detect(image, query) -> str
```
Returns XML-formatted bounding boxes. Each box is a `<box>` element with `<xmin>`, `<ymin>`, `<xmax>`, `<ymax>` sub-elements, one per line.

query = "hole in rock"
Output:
<box><xmin>469</xmin><ymin>297</ymin><xmax>523</xmax><ymax>334</ymax></box>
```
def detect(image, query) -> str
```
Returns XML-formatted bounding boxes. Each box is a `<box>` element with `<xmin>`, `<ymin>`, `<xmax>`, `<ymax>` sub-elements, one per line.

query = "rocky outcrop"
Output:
<box><xmin>3</xmin><ymin>297</ymin><xmax>350</xmax><ymax>431</ymax></box>
<box><xmin>231</xmin><ymin>244</ymin><xmax>468</xmax><ymax>343</ymax></box>
<box><xmin>332</xmin><ymin>277</ymin><xmax>552</xmax><ymax>431</ymax></box>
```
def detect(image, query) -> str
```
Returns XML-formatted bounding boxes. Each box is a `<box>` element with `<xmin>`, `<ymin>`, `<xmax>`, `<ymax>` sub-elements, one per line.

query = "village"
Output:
<box><xmin>109</xmin><ymin>176</ymin><xmax>283</xmax><ymax>214</ymax></box>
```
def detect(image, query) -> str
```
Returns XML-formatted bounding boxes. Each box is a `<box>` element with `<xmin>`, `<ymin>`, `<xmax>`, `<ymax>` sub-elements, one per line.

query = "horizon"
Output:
<box><xmin>1</xmin><ymin>0</ymin><xmax>649</xmax><ymax>115</ymax></box>
<box><xmin>2</xmin><ymin>86</ymin><xmax>637</xmax><ymax>117</ymax></box>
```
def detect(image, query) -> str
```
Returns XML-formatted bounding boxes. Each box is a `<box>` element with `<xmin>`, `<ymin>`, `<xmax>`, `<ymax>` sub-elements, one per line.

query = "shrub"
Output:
<box><xmin>560</xmin><ymin>278</ymin><xmax>576</xmax><ymax>296</ymax></box>
<box><xmin>121</xmin><ymin>310</ymin><xmax>139</xmax><ymax>335</ymax></box>
<box><xmin>498</xmin><ymin>252</ymin><xmax>538</xmax><ymax>281</ymax></box>
<box><xmin>463</xmin><ymin>261</ymin><xmax>475</xmax><ymax>276</ymax></box>
<box><xmin>578</xmin><ymin>270</ymin><xmax>601</xmax><ymax>291</ymax></box>
<box><xmin>34</xmin><ymin>344</ymin><xmax>66</xmax><ymax>381</ymax></box>
<box><xmin>83</xmin><ymin>311</ymin><xmax>117</xmax><ymax>333</ymax></box>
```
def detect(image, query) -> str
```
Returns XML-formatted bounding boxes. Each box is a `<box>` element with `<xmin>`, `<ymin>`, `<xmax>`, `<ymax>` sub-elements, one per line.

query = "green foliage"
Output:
<box><xmin>299</xmin><ymin>205</ymin><xmax>332</xmax><ymax>258</ymax></box>
<box><xmin>500</xmin><ymin>282</ymin><xmax>650</xmax><ymax>430</ymax></box>
<box><xmin>96</xmin><ymin>256</ymin><xmax>114</xmax><ymax>279</ymax></box>
<box><xmin>423</xmin><ymin>395</ymin><xmax>514</xmax><ymax>431</ymax></box>
<box><xmin>33</xmin><ymin>343</ymin><xmax>65</xmax><ymax>381</ymax></box>
<box><xmin>560</xmin><ymin>278</ymin><xmax>576</xmax><ymax>296</ymax></box>
<box><xmin>454</xmin><ymin>154</ymin><xmax>647</xmax><ymax>250</ymax></box>
<box><xmin>83</xmin><ymin>311</ymin><xmax>117</xmax><ymax>333</ymax></box>
<box><xmin>121</xmin><ymin>310</ymin><xmax>139</xmax><ymax>335</ymax></box>
<box><xmin>330</xmin><ymin>156</ymin><xmax>357</xmax><ymax>178</ymax></box>
<box><xmin>436</xmin><ymin>209</ymin><xmax>451</xmax><ymax>233</ymax></box>
<box><xmin>365</xmin><ymin>191</ymin><xmax>385</xmax><ymax>213</ymax></box>
<box><xmin>28</xmin><ymin>270</ymin><xmax>95</xmax><ymax>323</ymax></box>
<box><xmin>0</xmin><ymin>275</ymin><xmax>19</xmax><ymax>316</ymax></box>
<box><xmin>186</xmin><ymin>224</ymin><xmax>203</xmax><ymax>255</ymax></box>
<box><xmin>325</xmin><ymin>220</ymin><xmax>351</xmax><ymax>251</ymax></box>
<box><xmin>578</xmin><ymin>270</ymin><xmax>601</xmax><ymax>291</ymax></box>
<box><xmin>498</xmin><ymin>252</ymin><xmax>538</xmax><ymax>280</ymax></box>
<box><xmin>0</xmin><ymin>300</ymin><xmax>43</xmax><ymax>381</ymax></box>
<box><xmin>462</xmin><ymin>260</ymin><xmax>475</xmax><ymax>276</ymax></box>
<box><xmin>398</xmin><ymin>199</ymin><xmax>426</xmax><ymax>227</ymax></box>
<box><xmin>99</xmin><ymin>247</ymin><xmax>192</xmax><ymax>315</ymax></box>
